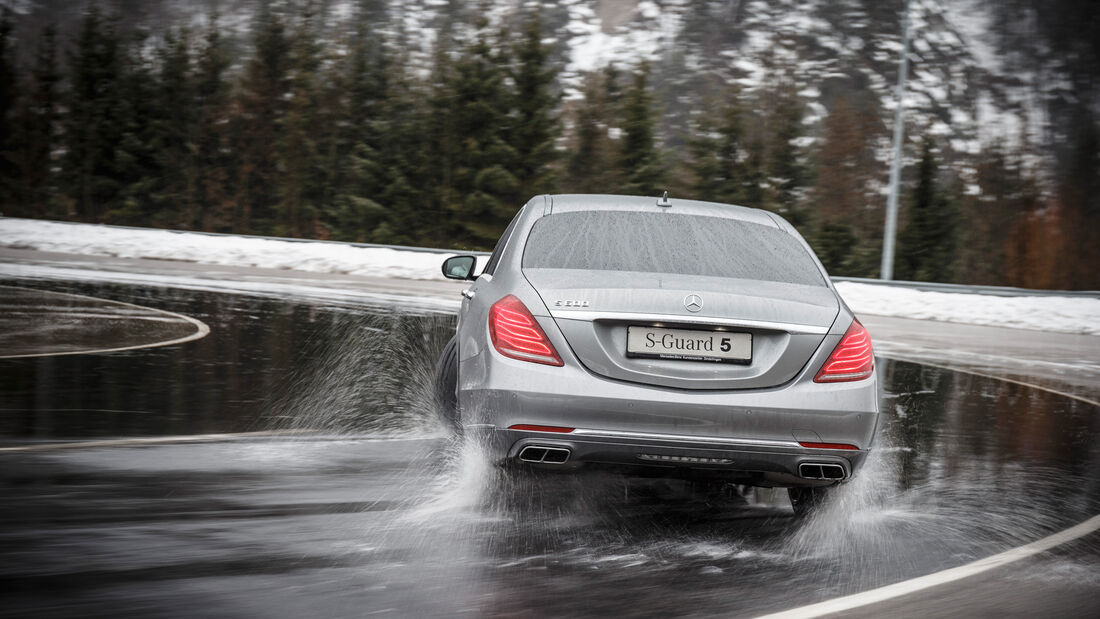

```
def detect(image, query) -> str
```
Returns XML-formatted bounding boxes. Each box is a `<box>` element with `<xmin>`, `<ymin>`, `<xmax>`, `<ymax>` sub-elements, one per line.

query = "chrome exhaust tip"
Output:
<box><xmin>799</xmin><ymin>462</ymin><xmax>846</xmax><ymax>480</ymax></box>
<box><xmin>518</xmin><ymin>445</ymin><xmax>571</xmax><ymax>464</ymax></box>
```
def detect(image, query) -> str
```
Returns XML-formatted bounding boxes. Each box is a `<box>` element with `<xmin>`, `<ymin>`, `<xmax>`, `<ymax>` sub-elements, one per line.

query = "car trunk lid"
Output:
<box><xmin>525</xmin><ymin>269</ymin><xmax>839</xmax><ymax>390</ymax></box>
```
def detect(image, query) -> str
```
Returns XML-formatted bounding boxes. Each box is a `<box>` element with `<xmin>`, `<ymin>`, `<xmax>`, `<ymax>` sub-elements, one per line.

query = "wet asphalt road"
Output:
<box><xmin>0</xmin><ymin>280</ymin><xmax>1097</xmax><ymax>618</ymax></box>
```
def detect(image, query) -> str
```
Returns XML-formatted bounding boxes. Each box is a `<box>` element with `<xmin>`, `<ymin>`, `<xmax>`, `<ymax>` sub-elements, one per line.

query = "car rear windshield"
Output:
<box><xmin>522</xmin><ymin>210</ymin><xmax>825</xmax><ymax>286</ymax></box>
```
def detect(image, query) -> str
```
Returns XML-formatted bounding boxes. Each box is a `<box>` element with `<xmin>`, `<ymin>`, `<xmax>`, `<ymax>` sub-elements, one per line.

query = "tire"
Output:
<box><xmin>433</xmin><ymin>335</ymin><xmax>460</xmax><ymax>432</ymax></box>
<box><xmin>788</xmin><ymin>485</ymin><xmax>832</xmax><ymax>517</ymax></box>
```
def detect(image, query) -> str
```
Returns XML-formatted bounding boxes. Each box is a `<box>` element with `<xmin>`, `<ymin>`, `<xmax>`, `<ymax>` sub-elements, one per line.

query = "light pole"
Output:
<box><xmin>881</xmin><ymin>0</ymin><xmax>911</xmax><ymax>281</ymax></box>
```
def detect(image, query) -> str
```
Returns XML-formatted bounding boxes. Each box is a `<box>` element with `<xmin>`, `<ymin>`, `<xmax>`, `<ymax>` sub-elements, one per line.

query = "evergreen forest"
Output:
<box><xmin>0</xmin><ymin>2</ymin><xmax>1096</xmax><ymax>289</ymax></box>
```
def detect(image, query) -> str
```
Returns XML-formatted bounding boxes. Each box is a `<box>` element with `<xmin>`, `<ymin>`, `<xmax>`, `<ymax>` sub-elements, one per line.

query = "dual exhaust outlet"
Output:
<box><xmin>798</xmin><ymin>462</ymin><xmax>846</xmax><ymax>480</ymax></box>
<box><xmin>518</xmin><ymin>445</ymin><xmax>571</xmax><ymax>464</ymax></box>
<box><xmin>518</xmin><ymin>448</ymin><xmax>845</xmax><ymax>478</ymax></box>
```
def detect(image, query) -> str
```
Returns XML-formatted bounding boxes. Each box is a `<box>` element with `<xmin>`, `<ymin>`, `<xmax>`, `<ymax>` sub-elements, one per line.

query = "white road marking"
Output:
<box><xmin>0</xmin><ymin>285</ymin><xmax>210</xmax><ymax>358</ymax></box>
<box><xmin>755</xmin><ymin>514</ymin><xmax>1100</xmax><ymax>618</ymax></box>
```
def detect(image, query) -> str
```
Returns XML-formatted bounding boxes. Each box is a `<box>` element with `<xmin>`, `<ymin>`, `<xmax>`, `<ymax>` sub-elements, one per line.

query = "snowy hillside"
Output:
<box><xmin>412</xmin><ymin>0</ymin><xmax>1084</xmax><ymax>176</ymax></box>
<box><xmin>359</xmin><ymin>0</ymin><xmax>1081</xmax><ymax>172</ymax></box>
<box><xmin>8</xmin><ymin>0</ymin><xmax>1092</xmax><ymax>176</ymax></box>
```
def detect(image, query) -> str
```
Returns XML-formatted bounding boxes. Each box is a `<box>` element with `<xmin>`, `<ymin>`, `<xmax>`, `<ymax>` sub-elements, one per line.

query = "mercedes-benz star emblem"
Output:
<box><xmin>684</xmin><ymin>294</ymin><xmax>703</xmax><ymax>313</ymax></box>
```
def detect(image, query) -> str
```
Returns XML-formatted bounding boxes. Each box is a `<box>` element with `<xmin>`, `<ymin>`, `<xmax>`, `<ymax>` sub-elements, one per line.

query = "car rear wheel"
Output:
<box><xmin>433</xmin><ymin>335</ymin><xmax>460</xmax><ymax>432</ymax></box>
<box><xmin>788</xmin><ymin>485</ymin><xmax>833</xmax><ymax>517</ymax></box>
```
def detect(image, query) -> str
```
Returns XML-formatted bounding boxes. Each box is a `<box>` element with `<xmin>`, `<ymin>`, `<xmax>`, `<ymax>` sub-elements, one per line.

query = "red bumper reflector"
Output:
<box><xmin>508</xmin><ymin>424</ymin><xmax>575</xmax><ymax>433</ymax></box>
<box><xmin>798</xmin><ymin>441</ymin><xmax>859</xmax><ymax>450</ymax></box>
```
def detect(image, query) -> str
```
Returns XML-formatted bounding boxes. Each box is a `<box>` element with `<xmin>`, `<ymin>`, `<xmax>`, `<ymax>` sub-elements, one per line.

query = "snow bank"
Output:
<box><xmin>2</xmin><ymin>218</ymin><xmax>1097</xmax><ymax>334</ymax></box>
<box><xmin>835</xmin><ymin>282</ymin><xmax>1100</xmax><ymax>335</ymax></box>
<box><xmin>0</xmin><ymin>218</ymin><xmax>456</xmax><ymax>281</ymax></box>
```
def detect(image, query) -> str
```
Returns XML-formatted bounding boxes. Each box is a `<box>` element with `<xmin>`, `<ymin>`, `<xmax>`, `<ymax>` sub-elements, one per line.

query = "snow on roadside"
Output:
<box><xmin>835</xmin><ymin>282</ymin><xmax>1100</xmax><ymax>336</ymax></box>
<box><xmin>2</xmin><ymin>218</ymin><xmax>1097</xmax><ymax>334</ymax></box>
<box><xmin>0</xmin><ymin>218</ymin><xmax>457</xmax><ymax>281</ymax></box>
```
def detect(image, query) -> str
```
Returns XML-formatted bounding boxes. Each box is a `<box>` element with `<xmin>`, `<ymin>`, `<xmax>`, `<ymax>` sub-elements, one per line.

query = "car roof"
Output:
<box><xmin>545</xmin><ymin>194</ymin><xmax>780</xmax><ymax>228</ymax></box>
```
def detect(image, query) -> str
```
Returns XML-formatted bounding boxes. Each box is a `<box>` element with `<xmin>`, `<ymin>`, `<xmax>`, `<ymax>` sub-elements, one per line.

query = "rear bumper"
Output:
<box><xmin>458</xmin><ymin>346</ymin><xmax>880</xmax><ymax>487</ymax></box>
<box><xmin>473</xmin><ymin>425</ymin><xmax>869</xmax><ymax>487</ymax></box>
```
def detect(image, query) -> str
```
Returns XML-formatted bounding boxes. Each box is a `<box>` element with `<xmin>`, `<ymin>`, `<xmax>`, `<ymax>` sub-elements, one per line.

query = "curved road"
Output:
<box><xmin>0</xmin><ymin>248</ymin><xmax>1095</xmax><ymax>619</ymax></box>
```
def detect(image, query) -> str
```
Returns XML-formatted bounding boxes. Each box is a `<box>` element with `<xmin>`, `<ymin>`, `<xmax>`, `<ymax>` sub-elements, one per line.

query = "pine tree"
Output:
<box><xmin>956</xmin><ymin>141</ymin><xmax>1038</xmax><ymax>285</ymax></box>
<box><xmin>234</xmin><ymin>4</ymin><xmax>292</xmax><ymax>233</ymax></box>
<box><xmin>897</xmin><ymin>139</ymin><xmax>932</xmax><ymax>279</ymax></box>
<box><xmin>191</xmin><ymin>12</ymin><xmax>232</xmax><ymax>230</ymax></box>
<box><xmin>740</xmin><ymin>132</ymin><xmax>767</xmax><ymax>209</ymax></box>
<box><xmin>373</xmin><ymin>26</ymin><xmax>438</xmax><ymax>246</ymax></box>
<box><xmin>686</xmin><ymin>112</ymin><xmax>722</xmax><ymax>202</ymax></box>
<box><xmin>766</xmin><ymin>83</ymin><xmax>805</xmax><ymax>225</ymax></box>
<box><xmin>375</xmin><ymin>42</ymin><xmax>432</xmax><ymax>245</ymax></box>
<box><xmin>0</xmin><ymin>7</ymin><xmax>17</xmax><ymax>210</ymax></box>
<box><xmin>438</xmin><ymin>15</ymin><xmax>520</xmax><ymax>247</ymax></box>
<box><xmin>276</xmin><ymin>3</ymin><xmax>326</xmax><ymax>238</ymax></box>
<box><xmin>565</xmin><ymin>70</ymin><xmax>618</xmax><ymax>193</ymax></box>
<box><xmin>61</xmin><ymin>5</ymin><xmax>125</xmax><ymax>221</ymax></box>
<box><xmin>897</xmin><ymin>137</ymin><xmax>955</xmax><ymax>282</ymax></box>
<box><xmin>139</xmin><ymin>28</ymin><xmax>195</xmax><ymax>227</ymax></box>
<box><xmin>13</xmin><ymin>24</ymin><xmax>60</xmax><ymax>216</ymax></box>
<box><xmin>807</xmin><ymin>94</ymin><xmax>883</xmax><ymax>276</ymax></box>
<box><xmin>111</xmin><ymin>30</ymin><xmax>162</xmax><ymax>224</ymax></box>
<box><xmin>687</xmin><ymin>87</ymin><xmax>746</xmax><ymax>204</ymax></box>
<box><xmin>1058</xmin><ymin>110</ymin><xmax>1100</xmax><ymax>288</ymax></box>
<box><xmin>509</xmin><ymin>11</ymin><xmax>559</xmax><ymax>196</ymax></box>
<box><xmin>602</xmin><ymin>63</ymin><xmax>623</xmax><ymax>110</ymax></box>
<box><xmin>815</xmin><ymin>221</ymin><xmax>860</xmax><ymax>276</ymax></box>
<box><xmin>422</xmin><ymin>32</ymin><xmax>458</xmax><ymax>245</ymax></box>
<box><xmin>715</xmin><ymin>92</ymin><xmax>747</xmax><ymax>204</ymax></box>
<box><xmin>617</xmin><ymin>63</ymin><xmax>664</xmax><ymax>196</ymax></box>
<box><xmin>327</xmin><ymin>1</ymin><xmax>391</xmax><ymax>241</ymax></box>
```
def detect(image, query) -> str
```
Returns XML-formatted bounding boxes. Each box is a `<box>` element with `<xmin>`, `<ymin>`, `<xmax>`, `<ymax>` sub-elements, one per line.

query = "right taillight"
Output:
<box><xmin>814</xmin><ymin>319</ymin><xmax>874</xmax><ymax>383</ymax></box>
<box><xmin>488</xmin><ymin>295</ymin><xmax>563</xmax><ymax>366</ymax></box>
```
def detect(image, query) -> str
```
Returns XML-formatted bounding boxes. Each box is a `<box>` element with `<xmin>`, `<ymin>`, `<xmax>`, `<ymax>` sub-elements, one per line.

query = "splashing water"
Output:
<box><xmin>268</xmin><ymin>308</ymin><xmax>455</xmax><ymax>437</ymax></box>
<box><xmin>406</xmin><ymin>434</ymin><xmax>504</xmax><ymax>524</ymax></box>
<box><xmin>781</xmin><ymin>442</ymin><xmax>1089</xmax><ymax>597</ymax></box>
<box><xmin>783</xmin><ymin>445</ymin><xmax>914</xmax><ymax>591</ymax></box>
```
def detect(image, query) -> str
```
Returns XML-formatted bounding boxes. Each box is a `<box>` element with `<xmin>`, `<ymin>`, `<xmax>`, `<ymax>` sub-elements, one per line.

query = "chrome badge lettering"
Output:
<box><xmin>555</xmin><ymin>300</ymin><xmax>590</xmax><ymax>308</ymax></box>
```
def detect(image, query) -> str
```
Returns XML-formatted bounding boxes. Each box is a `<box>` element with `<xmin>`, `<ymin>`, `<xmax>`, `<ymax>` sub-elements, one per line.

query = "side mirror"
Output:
<box><xmin>442</xmin><ymin>255</ymin><xmax>478</xmax><ymax>281</ymax></box>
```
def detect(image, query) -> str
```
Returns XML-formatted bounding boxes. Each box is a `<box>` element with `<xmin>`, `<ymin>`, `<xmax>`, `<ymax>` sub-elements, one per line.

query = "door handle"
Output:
<box><xmin>461</xmin><ymin>289</ymin><xmax>475</xmax><ymax>299</ymax></box>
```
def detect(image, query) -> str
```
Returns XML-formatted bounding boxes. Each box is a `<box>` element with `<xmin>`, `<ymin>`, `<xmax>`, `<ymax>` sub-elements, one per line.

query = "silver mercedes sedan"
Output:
<box><xmin>435</xmin><ymin>194</ymin><xmax>879</xmax><ymax>513</ymax></box>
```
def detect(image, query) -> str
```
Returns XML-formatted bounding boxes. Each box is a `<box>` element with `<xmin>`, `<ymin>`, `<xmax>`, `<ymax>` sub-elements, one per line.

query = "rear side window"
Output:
<box><xmin>522</xmin><ymin>211</ymin><xmax>825</xmax><ymax>286</ymax></box>
<box><xmin>482</xmin><ymin>206</ymin><xmax>524</xmax><ymax>276</ymax></box>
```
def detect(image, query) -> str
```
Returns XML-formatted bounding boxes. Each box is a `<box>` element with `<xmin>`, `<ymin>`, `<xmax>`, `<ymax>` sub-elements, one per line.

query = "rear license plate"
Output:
<box><xmin>626</xmin><ymin>326</ymin><xmax>752</xmax><ymax>364</ymax></box>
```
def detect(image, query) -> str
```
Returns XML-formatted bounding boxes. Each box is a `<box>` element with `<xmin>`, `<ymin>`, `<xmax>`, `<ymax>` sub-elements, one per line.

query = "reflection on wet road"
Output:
<box><xmin>0</xmin><ymin>282</ymin><xmax>454</xmax><ymax>440</ymax></box>
<box><xmin>0</xmin><ymin>281</ymin><xmax>1097</xmax><ymax>618</ymax></box>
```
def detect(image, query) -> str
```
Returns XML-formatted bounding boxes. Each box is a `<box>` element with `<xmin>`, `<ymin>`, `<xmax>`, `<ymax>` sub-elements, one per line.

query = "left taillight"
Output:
<box><xmin>814</xmin><ymin>319</ymin><xmax>874</xmax><ymax>383</ymax></box>
<box><xmin>488</xmin><ymin>295</ymin><xmax>563</xmax><ymax>366</ymax></box>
